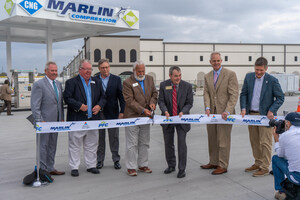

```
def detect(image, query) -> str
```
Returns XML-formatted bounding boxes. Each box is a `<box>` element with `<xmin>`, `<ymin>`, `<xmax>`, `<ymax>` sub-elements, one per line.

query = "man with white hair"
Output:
<box><xmin>122</xmin><ymin>60</ymin><xmax>158</xmax><ymax>176</ymax></box>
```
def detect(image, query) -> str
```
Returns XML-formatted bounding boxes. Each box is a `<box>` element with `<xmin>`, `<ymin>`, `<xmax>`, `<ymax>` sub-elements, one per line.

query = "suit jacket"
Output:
<box><xmin>31</xmin><ymin>77</ymin><xmax>64</xmax><ymax>123</ymax></box>
<box><xmin>204</xmin><ymin>67</ymin><xmax>239</xmax><ymax>114</ymax></box>
<box><xmin>240</xmin><ymin>72</ymin><xmax>284</xmax><ymax>115</ymax></box>
<box><xmin>158</xmin><ymin>79</ymin><xmax>193</xmax><ymax>132</ymax></box>
<box><xmin>63</xmin><ymin>75</ymin><xmax>106</xmax><ymax>121</ymax></box>
<box><xmin>123</xmin><ymin>74</ymin><xmax>158</xmax><ymax>118</ymax></box>
<box><xmin>0</xmin><ymin>84</ymin><xmax>13</xmax><ymax>101</ymax></box>
<box><xmin>94</xmin><ymin>73</ymin><xmax>125</xmax><ymax>119</ymax></box>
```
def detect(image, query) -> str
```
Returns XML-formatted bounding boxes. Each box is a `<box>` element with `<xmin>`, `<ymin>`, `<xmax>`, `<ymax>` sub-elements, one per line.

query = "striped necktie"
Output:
<box><xmin>172</xmin><ymin>85</ymin><xmax>177</xmax><ymax>116</ymax></box>
<box><xmin>53</xmin><ymin>80</ymin><xmax>59</xmax><ymax>102</ymax></box>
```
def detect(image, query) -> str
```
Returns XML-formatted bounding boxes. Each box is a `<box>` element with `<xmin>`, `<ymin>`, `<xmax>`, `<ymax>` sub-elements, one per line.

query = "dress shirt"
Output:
<box><xmin>80</xmin><ymin>75</ymin><xmax>92</xmax><ymax>118</ymax></box>
<box><xmin>250</xmin><ymin>74</ymin><xmax>264</xmax><ymax>111</ymax></box>
<box><xmin>136</xmin><ymin>79</ymin><xmax>145</xmax><ymax>94</ymax></box>
<box><xmin>274</xmin><ymin>126</ymin><xmax>300</xmax><ymax>172</ymax></box>
<box><xmin>100</xmin><ymin>74</ymin><xmax>110</xmax><ymax>92</ymax></box>
<box><xmin>45</xmin><ymin>76</ymin><xmax>59</xmax><ymax>97</ymax></box>
<box><xmin>206</xmin><ymin>67</ymin><xmax>223</xmax><ymax>111</ymax></box>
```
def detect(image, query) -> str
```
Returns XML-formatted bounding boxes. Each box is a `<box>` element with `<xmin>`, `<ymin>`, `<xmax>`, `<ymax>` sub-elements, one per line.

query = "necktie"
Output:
<box><xmin>214</xmin><ymin>72</ymin><xmax>218</xmax><ymax>88</ymax></box>
<box><xmin>172</xmin><ymin>85</ymin><xmax>177</xmax><ymax>116</ymax></box>
<box><xmin>53</xmin><ymin>80</ymin><xmax>59</xmax><ymax>102</ymax></box>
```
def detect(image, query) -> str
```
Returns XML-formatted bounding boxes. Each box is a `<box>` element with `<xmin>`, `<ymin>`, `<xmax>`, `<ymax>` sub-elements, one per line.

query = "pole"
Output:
<box><xmin>46</xmin><ymin>21</ymin><xmax>53</xmax><ymax>62</ymax></box>
<box><xmin>32</xmin><ymin>132</ymin><xmax>41</xmax><ymax>187</ymax></box>
<box><xmin>6</xmin><ymin>28</ymin><xmax>12</xmax><ymax>80</ymax></box>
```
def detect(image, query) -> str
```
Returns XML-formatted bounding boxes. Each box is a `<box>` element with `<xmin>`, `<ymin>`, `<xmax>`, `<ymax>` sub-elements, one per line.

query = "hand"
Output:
<box><xmin>80</xmin><ymin>104</ymin><xmax>88</xmax><ymax>111</ymax></box>
<box><xmin>241</xmin><ymin>110</ymin><xmax>246</xmax><ymax>118</ymax></box>
<box><xmin>272</xmin><ymin>127</ymin><xmax>279</xmax><ymax>142</ymax></box>
<box><xmin>222</xmin><ymin>112</ymin><xmax>228</xmax><ymax>120</ymax></box>
<box><xmin>205</xmin><ymin>109</ymin><xmax>210</xmax><ymax>117</ymax></box>
<box><xmin>149</xmin><ymin>104</ymin><xmax>156</xmax><ymax>111</ymax></box>
<box><xmin>118</xmin><ymin>113</ymin><xmax>124</xmax><ymax>119</ymax></box>
<box><xmin>267</xmin><ymin>111</ymin><xmax>274</xmax><ymax>119</ymax></box>
<box><xmin>92</xmin><ymin>105</ymin><xmax>101</xmax><ymax>115</ymax></box>
<box><xmin>179</xmin><ymin>112</ymin><xmax>183</xmax><ymax>118</ymax></box>
<box><xmin>144</xmin><ymin>109</ymin><xmax>152</xmax><ymax>117</ymax></box>
<box><xmin>165</xmin><ymin>111</ymin><xmax>170</xmax><ymax>119</ymax></box>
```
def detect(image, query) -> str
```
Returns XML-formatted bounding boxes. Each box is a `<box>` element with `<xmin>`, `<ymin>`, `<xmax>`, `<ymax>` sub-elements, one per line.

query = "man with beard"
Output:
<box><xmin>122</xmin><ymin>60</ymin><xmax>158</xmax><ymax>176</ymax></box>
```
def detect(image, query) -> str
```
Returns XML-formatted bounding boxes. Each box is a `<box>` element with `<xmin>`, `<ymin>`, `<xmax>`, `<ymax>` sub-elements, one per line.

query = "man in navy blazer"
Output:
<box><xmin>64</xmin><ymin>59</ymin><xmax>106</xmax><ymax>177</ymax></box>
<box><xmin>240</xmin><ymin>57</ymin><xmax>284</xmax><ymax>177</ymax></box>
<box><xmin>94</xmin><ymin>58</ymin><xmax>125</xmax><ymax>170</ymax></box>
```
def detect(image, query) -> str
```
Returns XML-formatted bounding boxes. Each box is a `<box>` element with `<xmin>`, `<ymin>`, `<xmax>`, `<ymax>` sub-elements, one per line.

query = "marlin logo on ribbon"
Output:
<box><xmin>181</xmin><ymin>115</ymin><xmax>205</xmax><ymax>122</ymax></box>
<box><xmin>50</xmin><ymin>122</ymin><xmax>76</xmax><ymax>131</ymax></box>
<box><xmin>82</xmin><ymin>122</ymin><xmax>90</xmax><ymax>129</ymax></box>
<box><xmin>116</xmin><ymin>118</ymin><xmax>140</xmax><ymax>126</ymax></box>
<box><xmin>243</xmin><ymin>117</ymin><xmax>267</xmax><ymax>124</ymax></box>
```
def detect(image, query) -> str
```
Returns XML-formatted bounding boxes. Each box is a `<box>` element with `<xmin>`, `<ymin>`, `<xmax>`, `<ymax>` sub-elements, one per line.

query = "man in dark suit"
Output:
<box><xmin>94</xmin><ymin>58</ymin><xmax>125</xmax><ymax>170</ymax></box>
<box><xmin>64</xmin><ymin>59</ymin><xmax>106</xmax><ymax>177</ymax></box>
<box><xmin>158</xmin><ymin>66</ymin><xmax>193</xmax><ymax>178</ymax></box>
<box><xmin>31</xmin><ymin>61</ymin><xmax>65</xmax><ymax>176</ymax></box>
<box><xmin>240</xmin><ymin>57</ymin><xmax>284</xmax><ymax>177</ymax></box>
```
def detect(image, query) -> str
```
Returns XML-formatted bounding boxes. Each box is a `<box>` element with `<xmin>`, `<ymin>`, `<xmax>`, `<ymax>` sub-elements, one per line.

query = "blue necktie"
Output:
<box><xmin>53</xmin><ymin>80</ymin><xmax>59</xmax><ymax>102</ymax></box>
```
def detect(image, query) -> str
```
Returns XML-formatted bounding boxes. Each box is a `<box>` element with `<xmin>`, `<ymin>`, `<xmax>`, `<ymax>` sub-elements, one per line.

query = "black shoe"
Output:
<box><xmin>71</xmin><ymin>169</ymin><xmax>79</xmax><ymax>177</ymax></box>
<box><xmin>177</xmin><ymin>170</ymin><xmax>186</xmax><ymax>178</ymax></box>
<box><xmin>96</xmin><ymin>161</ymin><xmax>103</xmax><ymax>169</ymax></box>
<box><xmin>114</xmin><ymin>161</ymin><xmax>121</xmax><ymax>170</ymax></box>
<box><xmin>164</xmin><ymin>167</ymin><xmax>175</xmax><ymax>174</ymax></box>
<box><xmin>87</xmin><ymin>168</ymin><xmax>100</xmax><ymax>174</ymax></box>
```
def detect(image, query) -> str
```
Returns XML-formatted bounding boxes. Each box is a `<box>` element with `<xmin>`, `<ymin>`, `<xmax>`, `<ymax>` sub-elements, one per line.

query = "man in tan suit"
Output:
<box><xmin>0</xmin><ymin>79</ymin><xmax>14</xmax><ymax>115</ymax></box>
<box><xmin>123</xmin><ymin>60</ymin><xmax>158</xmax><ymax>176</ymax></box>
<box><xmin>201</xmin><ymin>52</ymin><xmax>239</xmax><ymax>175</ymax></box>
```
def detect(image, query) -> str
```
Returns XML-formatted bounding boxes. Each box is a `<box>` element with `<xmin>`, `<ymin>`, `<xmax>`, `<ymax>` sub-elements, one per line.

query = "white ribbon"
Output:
<box><xmin>35</xmin><ymin>114</ymin><xmax>285</xmax><ymax>134</ymax></box>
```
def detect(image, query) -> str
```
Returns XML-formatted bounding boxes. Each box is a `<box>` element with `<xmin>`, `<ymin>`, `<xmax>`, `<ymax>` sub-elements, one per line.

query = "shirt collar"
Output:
<box><xmin>214</xmin><ymin>66</ymin><xmax>222</xmax><ymax>75</ymax></box>
<box><xmin>79</xmin><ymin>75</ymin><xmax>91</xmax><ymax>85</ymax></box>
<box><xmin>100</xmin><ymin>73</ymin><xmax>110</xmax><ymax>80</ymax></box>
<box><xmin>255</xmin><ymin>74</ymin><xmax>265</xmax><ymax>81</ymax></box>
<box><xmin>45</xmin><ymin>75</ymin><xmax>55</xmax><ymax>84</ymax></box>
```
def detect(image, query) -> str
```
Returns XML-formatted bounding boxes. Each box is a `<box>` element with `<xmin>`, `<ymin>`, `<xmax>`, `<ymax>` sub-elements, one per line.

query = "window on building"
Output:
<box><xmin>149</xmin><ymin>55</ymin><xmax>153</xmax><ymax>62</ymax></box>
<box><xmin>225</xmin><ymin>56</ymin><xmax>228</xmax><ymax>61</ymax></box>
<box><xmin>94</xmin><ymin>49</ymin><xmax>101</xmax><ymax>63</ymax></box>
<box><xmin>272</xmin><ymin>56</ymin><xmax>275</xmax><ymax>61</ymax></box>
<box><xmin>249</xmin><ymin>56</ymin><xmax>252</xmax><ymax>62</ymax></box>
<box><xmin>119</xmin><ymin>49</ymin><xmax>126</xmax><ymax>63</ymax></box>
<box><xmin>200</xmin><ymin>56</ymin><xmax>203</xmax><ymax>61</ymax></box>
<box><xmin>130</xmin><ymin>49</ymin><xmax>137</xmax><ymax>62</ymax></box>
<box><xmin>105</xmin><ymin>49</ymin><xmax>112</xmax><ymax>62</ymax></box>
<box><xmin>174</xmin><ymin>55</ymin><xmax>178</xmax><ymax>61</ymax></box>
<box><xmin>295</xmin><ymin>56</ymin><xmax>298</xmax><ymax>62</ymax></box>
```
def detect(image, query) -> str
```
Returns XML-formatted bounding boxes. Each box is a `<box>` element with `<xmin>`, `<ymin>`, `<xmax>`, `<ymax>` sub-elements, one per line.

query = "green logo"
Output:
<box><xmin>122</xmin><ymin>11</ymin><xmax>139</xmax><ymax>27</ymax></box>
<box><xmin>4</xmin><ymin>0</ymin><xmax>14</xmax><ymax>15</ymax></box>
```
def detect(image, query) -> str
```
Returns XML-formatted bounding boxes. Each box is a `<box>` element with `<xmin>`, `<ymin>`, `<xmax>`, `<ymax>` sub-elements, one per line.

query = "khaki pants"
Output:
<box><xmin>248</xmin><ymin>113</ymin><xmax>272</xmax><ymax>171</ymax></box>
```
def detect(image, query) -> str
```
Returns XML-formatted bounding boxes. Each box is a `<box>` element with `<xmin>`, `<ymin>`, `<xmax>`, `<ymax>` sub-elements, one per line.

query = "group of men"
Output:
<box><xmin>30</xmin><ymin>52</ymin><xmax>298</xmax><ymax>197</ymax></box>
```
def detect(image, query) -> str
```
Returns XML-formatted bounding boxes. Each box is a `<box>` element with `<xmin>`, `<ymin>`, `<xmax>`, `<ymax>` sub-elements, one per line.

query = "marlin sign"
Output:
<box><xmin>45</xmin><ymin>0</ymin><xmax>118</xmax><ymax>24</ymax></box>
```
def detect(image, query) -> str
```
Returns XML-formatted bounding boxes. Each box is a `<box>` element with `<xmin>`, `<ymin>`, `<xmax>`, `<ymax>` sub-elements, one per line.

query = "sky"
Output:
<box><xmin>1</xmin><ymin>0</ymin><xmax>300</xmax><ymax>73</ymax></box>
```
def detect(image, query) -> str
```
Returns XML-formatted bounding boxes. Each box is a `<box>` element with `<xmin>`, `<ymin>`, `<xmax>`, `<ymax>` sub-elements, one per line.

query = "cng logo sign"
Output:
<box><xmin>122</xmin><ymin>11</ymin><xmax>138</xmax><ymax>27</ymax></box>
<box><xmin>4</xmin><ymin>0</ymin><xmax>14</xmax><ymax>16</ymax></box>
<box><xmin>19</xmin><ymin>0</ymin><xmax>42</xmax><ymax>15</ymax></box>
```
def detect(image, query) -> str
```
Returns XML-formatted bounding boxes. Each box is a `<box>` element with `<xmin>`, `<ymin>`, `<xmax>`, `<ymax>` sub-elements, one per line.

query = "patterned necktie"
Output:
<box><xmin>214</xmin><ymin>72</ymin><xmax>218</xmax><ymax>88</ymax></box>
<box><xmin>53</xmin><ymin>80</ymin><xmax>59</xmax><ymax>102</ymax></box>
<box><xmin>172</xmin><ymin>85</ymin><xmax>177</xmax><ymax>116</ymax></box>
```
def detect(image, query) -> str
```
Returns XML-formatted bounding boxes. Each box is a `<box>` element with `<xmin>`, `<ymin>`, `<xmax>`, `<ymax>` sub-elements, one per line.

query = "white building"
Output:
<box><xmin>67</xmin><ymin>35</ymin><xmax>300</xmax><ymax>88</ymax></box>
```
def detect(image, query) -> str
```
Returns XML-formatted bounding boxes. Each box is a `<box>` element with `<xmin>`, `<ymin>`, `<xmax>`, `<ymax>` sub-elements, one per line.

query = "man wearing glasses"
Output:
<box><xmin>64</xmin><ymin>59</ymin><xmax>106</xmax><ymax>177</ymax></box>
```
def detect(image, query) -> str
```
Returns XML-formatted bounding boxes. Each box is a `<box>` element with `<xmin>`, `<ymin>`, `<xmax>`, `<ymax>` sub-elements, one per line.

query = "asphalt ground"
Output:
<box><xmin>0</xmin><ymin>95</ymin><xmax>299</xmax><ymax>200</ymax></box>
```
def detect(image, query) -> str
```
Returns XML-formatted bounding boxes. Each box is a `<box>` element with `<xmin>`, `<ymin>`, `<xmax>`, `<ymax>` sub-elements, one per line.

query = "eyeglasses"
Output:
<box><xmin>80</xmin><ymin>67</ymin><xmax>93</xmax><ymax>71</ymax></box>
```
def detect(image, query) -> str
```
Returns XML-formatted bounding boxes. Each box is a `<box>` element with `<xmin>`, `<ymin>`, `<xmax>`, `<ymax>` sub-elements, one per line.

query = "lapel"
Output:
<box><xmin>248</xmin><ymin>73</ymin><xmax>256</xmax><ymax>102</ymax></box>
<box><xmin>43</xmin><ymin>77</ymin><xmax>57</xmax><ymax>104</ymax></box>
<box><xmin>260</xmin><ymin>73</ymin><xmax>269</xmax><ymax>102</ymax></box>
<box><xmin>76</xmin><ymin>75</ymin><xmax>87</xmax><ymax>102</ymax></box>
<box><xmin>165</xmin><ymin>80</ymin><xmax>173</xmax><ymax>104</ymax></box>
<box><xmin>215</xmin><ymin>68</ymin><xmax>225</xmax><ymax>91</ymax></box>
<box><xmin>90</xmin><ymin>78</ymin><xmax>96</xmax><ymax>105</ymax></box>
<box><xmin>106</xmin><ymin>74</ymin><xmax>113</xmax><ymax>94</ymax></box>
<box><xmin>132</xmin><ymin>75</ymin><xmax>146</xmax><ymax>99</ymax></box>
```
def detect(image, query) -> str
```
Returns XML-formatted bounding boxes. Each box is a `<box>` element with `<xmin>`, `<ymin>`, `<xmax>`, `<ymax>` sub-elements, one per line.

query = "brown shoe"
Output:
<box><xmin>50</xmin><ymin>170</ymin><xmax>65</xmax><ymax>175</ymax></box>
<box><xmin>245</xmin><ymin>164</ymin><xmax>259</xmax><ymax>172</ymax></box>
<box><xmin>212</xmin><ymin>167</ymin><xmax>227</xmax><ymax>175</ymax></box>
<box><xmin>200</xmin><ymin>164</ymin><xmax>218</xmax><ymax>169</ymax></box>
<box><xmin>138</xmin><ymin>166</ymin><xmax>152</xmax><ymax>173</ymax></box>
<box><xmin>128</xmin><ymin>169</ymin><xmax>137</xmax><ymax>176</ymax></box>
<box><xmin>253</xmin><ymin>169</ymin><xmax>269</xmax><ymax>177</ymax></box>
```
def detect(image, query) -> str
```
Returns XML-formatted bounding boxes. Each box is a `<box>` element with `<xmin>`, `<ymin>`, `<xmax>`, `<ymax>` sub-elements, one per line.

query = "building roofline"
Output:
<box><xmin>163</xmin><ymin>42</ymin><xmax>300</xmax><ymax>45</ymax></box>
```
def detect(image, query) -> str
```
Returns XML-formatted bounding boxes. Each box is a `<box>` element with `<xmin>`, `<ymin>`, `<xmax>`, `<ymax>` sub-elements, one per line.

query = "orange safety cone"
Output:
<box><xmin>297</xmin><ymin>97</ymin><xmax>300</xmax><ymax>112</ymax></box>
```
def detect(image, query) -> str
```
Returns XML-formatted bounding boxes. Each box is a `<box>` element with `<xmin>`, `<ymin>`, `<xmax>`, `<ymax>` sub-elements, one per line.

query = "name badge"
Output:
<box><xmin>91</xmin><ymin>81</ymin><xmax>95</xmax><ymax>84</ymax></box>
<box><xmin>165</xmin><ymin>86</ymin><xmax>172</xmax><ymax>90</ymax></box>
<box><xmin>133</xmin><ymin>83</ymin><xmax>139</xmax><ymax>87</ymax></box>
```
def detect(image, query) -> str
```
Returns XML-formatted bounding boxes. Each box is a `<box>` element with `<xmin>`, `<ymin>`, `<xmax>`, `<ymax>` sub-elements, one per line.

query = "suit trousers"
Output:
<box><xmin>68</xmin><ymin>130</ymin><xmax>98</xmax><ymax>170</ymax></box>
<box><xmin>206</xmin><ymin>124</ymin><xmax>232</xmax><ymax>169</ymax></box>
<box><xmin>163</xmin><ymin>125</ymin><xmax>187</xmax><ymax>171</ymax></box>
<box><xmin>97</xmin><ymin>128</ymin><xmax>120</xmax><ymax>162</ymax></box>
<box><xmin>39</xmin><ymin>132</ymin><xmax>58</xmax><ymax>171</ymax></box>
<box><xmin>125</xmin><ymin>124</ymin><xmax>150</xmax><ymax>169</ymax></box>
<box><xmin>0</xmin><ymin>100</ymin><xmax>11</xmax><ymax>115</ymax></box>
<box><xmin>248</xmin><ymin>112</ymin><xmax>272</xmax><ymax>171</ymax></box>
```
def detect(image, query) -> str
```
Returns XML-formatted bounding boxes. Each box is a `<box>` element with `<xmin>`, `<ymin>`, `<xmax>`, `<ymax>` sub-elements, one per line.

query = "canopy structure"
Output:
<box><xmin>0</xmin><ymin>0</ymin><xmax>139</xmax><ymax>78</ymax></box>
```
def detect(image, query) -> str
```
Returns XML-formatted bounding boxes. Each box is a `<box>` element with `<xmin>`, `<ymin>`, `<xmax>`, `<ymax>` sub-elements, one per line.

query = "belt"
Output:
<box><xmin>250</xmin><ymin>110</ymin><xmax>259</xmax><ymax>113</ymax></box>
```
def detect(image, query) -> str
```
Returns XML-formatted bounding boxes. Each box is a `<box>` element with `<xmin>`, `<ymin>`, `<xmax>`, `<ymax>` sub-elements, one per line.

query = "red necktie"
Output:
<box><xmin>172</xmin><ymin>85</ymin><xmax>177</xmax><ymax>116</ymax></box>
